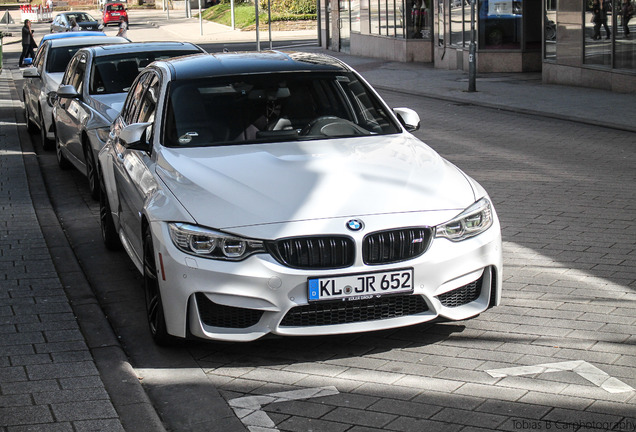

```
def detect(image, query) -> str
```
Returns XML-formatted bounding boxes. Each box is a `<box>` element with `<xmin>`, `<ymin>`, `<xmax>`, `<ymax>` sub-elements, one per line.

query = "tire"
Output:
<box><xmin>24</xmin><ymin>94</ymin><xmax>37</xmax><ymax>133</ymax></box>
<box><xmin>99</xmin><ymin>173</ymin><xmax>122</xmax><ymax>251</ymax></box>
<box><xmin>55</xmin><ymin>134</ymin><xmax>72</xmax><ymax>170</ymax></box>
<box><xmin>143</xmin><ymin>227</ymin><xmax>176</xmax><ymax>346</ymax></box>
<box><xmin>84</xmin><ymin>144</ymin><xmax>99</xmax><ymax>201</ymax></box>
<box><xmin>39</xmin><ymin>107</ymin><xmax>54</xmax><ymax>150</ymax></box>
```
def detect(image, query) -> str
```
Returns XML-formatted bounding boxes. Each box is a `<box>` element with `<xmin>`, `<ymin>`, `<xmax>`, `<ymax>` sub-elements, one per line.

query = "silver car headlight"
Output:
<box><xmin>435</xmin><ymin>197</ymin><xmax>494</xmax><ymax>241</ymax></box>
<box><xmin>168</xmin><ymin>223</ymin><xmax>265</xmax><ymax>260</ymax></box>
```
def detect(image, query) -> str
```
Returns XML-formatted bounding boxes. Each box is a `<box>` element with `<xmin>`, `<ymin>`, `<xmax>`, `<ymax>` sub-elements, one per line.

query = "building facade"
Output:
<box><xmin>318</xmin><ymin>0</ymin><xmax>636</xmax><ymax>92</ymax></box>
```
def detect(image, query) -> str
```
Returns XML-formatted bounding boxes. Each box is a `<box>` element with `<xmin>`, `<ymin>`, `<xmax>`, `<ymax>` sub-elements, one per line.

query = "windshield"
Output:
<box><xmin>90</xmin><ymin>50</ymin><xmax>200</xmax><ymax>95</ymax></box>
<box><xmin>68</xmin><ymin>13</ymin><xmax>95</xmax><ymax>22</ymax></box>
<box><xmin>47</xmin><ymin>46</ymin><xmax>85</xmax><ymax>73</ymax></box>
<box><xmin>163</xmin><ymin>72</ymin><xmax>401</xmax><ymax>147</ymax></box>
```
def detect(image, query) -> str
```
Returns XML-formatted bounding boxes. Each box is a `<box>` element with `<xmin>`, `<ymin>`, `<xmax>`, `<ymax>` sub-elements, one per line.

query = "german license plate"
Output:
<box><xmin>308</xmin><ymin>268</ymin><xmax>413</xmax><ymax>301</ymax></box>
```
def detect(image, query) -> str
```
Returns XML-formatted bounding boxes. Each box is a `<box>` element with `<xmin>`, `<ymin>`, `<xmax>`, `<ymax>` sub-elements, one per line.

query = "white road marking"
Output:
<box><xmin>486</xmin><ymin>360</ymin><xmax>634</xmax><ymax>394</ymax></box>
<box><xmin>228</xmin><ymin>386</ymin><xmax>340</xmax><ymax>431</ymax></box>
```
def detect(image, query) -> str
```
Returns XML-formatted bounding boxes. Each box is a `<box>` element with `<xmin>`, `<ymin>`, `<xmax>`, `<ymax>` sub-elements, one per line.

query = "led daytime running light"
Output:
<box><xmin>436</xmin><ymin>198</ymin><xmax>493</xmax><ymax>241</ymax></box>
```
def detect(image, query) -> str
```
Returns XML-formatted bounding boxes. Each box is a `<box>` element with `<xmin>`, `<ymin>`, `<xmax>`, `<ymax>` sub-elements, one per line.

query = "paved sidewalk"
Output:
<box><xmin>0</xmin><ymin>68</ymin><xmax>165</xmax><ymax>431</ymax></box>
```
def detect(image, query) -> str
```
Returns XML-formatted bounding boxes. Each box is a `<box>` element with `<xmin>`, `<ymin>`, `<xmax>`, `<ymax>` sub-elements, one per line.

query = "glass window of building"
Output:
<box><xmin>544</xmin><ymin>0</ymin><xmax>556</xmax><ymax>60</ymax></box>
<box><xmin>478</xmin><ymin>0</ymin><xmax>523</xmax><ymax>48</ymax></box>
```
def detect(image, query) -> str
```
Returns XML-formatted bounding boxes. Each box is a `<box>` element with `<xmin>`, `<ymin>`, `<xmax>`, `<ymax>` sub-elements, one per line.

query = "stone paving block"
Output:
<box><xmin>0</xmin><ymin>393</ymin><xmax>32</xmax><ymax>408</ymax></box>
<box><xmin>8</xmin><ymin>353</ymin><xmax>52</xmax><ymax>366</ymax></box>
<box><xmin>434</xmin><ymin>368</ymin><xmax>501</xmax><ymax>385</ymax></box>
<box><xmin>431</xmin><ymin>407</ymin><xmax>508</xmax><ymax>429</ymax></box>
<box><xmin>316</xmin><ymin>392</ymin><xmax>379</xmax><ymax>410</ymax></box>
<box><xmin>34</xmin><ymin>341</ymin><xmax>89</xmax><ymax>354</ymax></box>
<box><xmin>384</xmin><ymin>416</ymin><xmax>463</xmax><ymax>432</ymax></box>
<box><xmin>393</xmin><ymin>375</ymin><xmax>464</xmax><ymax>393</ymax></box>
<box><xmin>239</xmin><ymin>368</ymin><xmax>308</xmax><ymax>385</ymax></box>
<box><xmin>351</xmin><ymin>382</ymin><xmax>423</xmax><ymax>401</ymax></box>
<box><xmin>415</xmin><ymin>354</ymin><xmax>486</xmax><ymax>371</ymax></box>
<box><xmin>0</xmin><ymin>366</ymin><xmax>27</xmax><ymax>383</ymax></box>
<box><xmin>543</xmin><ymin>407</ymin><xmax>625</xmax><ymax>428</ymax></box>
<box><xmin>72</xmin><ymin>419</ymin><xmax>125</xmax><ymax>432</ymax></box>
<box><xmin>453</xmin><ymin>383</ymin><xmax>527</xmax><ymax>401</ymax></box>
<box><xmin>26</xmin><ymin>361</ymin><xmax>99</xmax><ymax>381</ymax></box>
<box><xmin>367</xmin><ymin>398</ymin><xmax>442</xmax><ymax>419</ymax></box>
<box><xmin>33</xmin><ymin>387</ymin><xmax>110</xmax><ymax>405</ymax></box>
<box><xmin>336</xmin><ymin>367</ymin><xmax>404</xmax><ymax>385</ymax></box>
<box><xmin>282</xmin><ymin>362</ymin><xmax>349</xmax><ymax>377</ymax></box>
<box><xmin>58</xmin><ymin>375</ymin><xmax>106</xmax><ymax>391</ymax></box>
<box><xmin>276</xmin><ymin>416</ymin><xmax>350</xmax><ymax>432</ymax></box>
<box><xmin>51</xmin><ymin>400</ymin><xmax>118</xmax><ymax>422</ymax></box>
<box><xmin>517</xmin><ymin>391</ymin><xmax>593</xmax><ymax>410</ymax></box>
<box><xmin>6</xmin><ymin>423</ymin><xmax>73</xmax><ymax>432</ymax></box>
<box><xmin>0</xmin><ymin>405</ymin><xmax>54</xmax><ymax>426</ymax></box>
<box><xmin>263</xmin><ymin>399</ymin><xmax>336</xmax><ymax>419</ymax></box>
<box><xmin>0</xmin><ymin>331</ymin><xmax>45</xmax><ymax>347</ymax></box>
<box><xmin>322</xmin><ymin>406</ymin><xmax>397</xmax><ymax>428</ymax></box>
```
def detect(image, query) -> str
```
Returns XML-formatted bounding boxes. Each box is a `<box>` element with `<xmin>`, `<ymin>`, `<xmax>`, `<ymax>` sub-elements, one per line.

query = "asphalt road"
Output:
<box><xmin>13</xmin><ymin>68</ymin><xmax>636</xmax><ymax>430</ymax></box>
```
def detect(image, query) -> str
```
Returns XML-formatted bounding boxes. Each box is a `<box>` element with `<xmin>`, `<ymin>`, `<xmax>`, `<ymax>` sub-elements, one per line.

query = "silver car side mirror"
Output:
<box><xmin>393</xmin><ymin>107</ymin><xmax>421</xmax><ymax>132</ymax></box>
<box><xmin>56</xmin><ymin>84</ymin><xmax>80</xmax><ymax>99</ymax></box>
<box><xmin>120</xmin><ymin>122</ymin><xmax>153</xmax><ymax>150</ymax></box>
<box><xmin>22</xmin><ymin>67</ymin><xmax>40</xmax><ymax>78</ymax></box>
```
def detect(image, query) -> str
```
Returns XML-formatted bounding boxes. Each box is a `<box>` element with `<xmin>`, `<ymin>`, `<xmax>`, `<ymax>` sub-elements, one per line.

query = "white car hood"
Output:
<box><xmin>155</xmin><ymin>134</ymin><xmax>476</xmax><ymax>229</ymax></box>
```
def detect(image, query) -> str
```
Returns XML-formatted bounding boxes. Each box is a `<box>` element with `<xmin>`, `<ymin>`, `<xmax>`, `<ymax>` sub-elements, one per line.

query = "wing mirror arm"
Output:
<box><xmin>393</xmin><ymin>107</ymin><xmax>421</xmax><ymax>132</ymax></box>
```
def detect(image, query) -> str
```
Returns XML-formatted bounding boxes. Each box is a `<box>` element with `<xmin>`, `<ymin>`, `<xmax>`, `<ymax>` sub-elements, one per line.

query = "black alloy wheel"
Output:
<box><xmin>39</xmin><ymin>107</ymin><xmax>54</xmax><ymax>150</ymax></box>
<box><xmin>99</xmin><ymin>173</ymin><xmax>121</xmax><ymax>250</ymax></box>
<box><xmin>84</xmin><ymin>144</ymin><xmax>99</xmax><ymax>200</ymax></box>
<box><xmin>143</xmin><ymin>227</ymin><xmax>175</xmax><ymax>346</ymax></box>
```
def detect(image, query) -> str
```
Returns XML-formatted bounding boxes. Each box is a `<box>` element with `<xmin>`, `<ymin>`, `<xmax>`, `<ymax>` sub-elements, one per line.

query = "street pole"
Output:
<box><xmin>468</xmin><ymin>0</ymin><xmax>477</xmax><ymax>92</ymax></box>
<box><xmin>268</xmin><ymin>0</ymin><xmax>272</xmax><ymax>50</ymax></box>
<box><xmin>255</xmin><ymin>0</ymin><xmax>260</xmax><ymax>51</ymax></box>
<box><xmin>231</xmin><ymin>0</ymin><xmax>235</xmax><ymax>29</ymax></box>
<box><xmin>198</xmin><ymin>0</ymin><xmax>202</xmax><ymax>35</ymax></box>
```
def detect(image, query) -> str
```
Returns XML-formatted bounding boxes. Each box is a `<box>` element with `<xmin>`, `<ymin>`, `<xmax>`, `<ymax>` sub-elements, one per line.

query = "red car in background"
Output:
<box><xmin>103</xmin><ymin>2</ymin><xmax>128</xmax><ymax>26</ymax></box>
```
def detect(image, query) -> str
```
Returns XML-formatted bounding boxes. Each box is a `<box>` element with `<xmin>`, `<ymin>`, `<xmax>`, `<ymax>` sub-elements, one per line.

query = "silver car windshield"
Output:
<box><xmin>163</xmin><ymin>72</ymin><xmax>401</xmax><ymax>147</ymax></box>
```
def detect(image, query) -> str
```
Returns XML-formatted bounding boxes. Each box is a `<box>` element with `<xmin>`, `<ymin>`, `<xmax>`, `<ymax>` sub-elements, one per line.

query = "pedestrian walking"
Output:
<box><xmin>116</xmin><ymin>16</ymin><xmax>128</xmax><ymax>38</ymax></box>
<box><xmin>19</xmin><ymin>19</ymin><xmax>37</xmax><ymax>67</ymax></box>
<box><xmin>621</xmin><ymin>0</ymin><xmax>633</xmax><ymax>36</ymax></box>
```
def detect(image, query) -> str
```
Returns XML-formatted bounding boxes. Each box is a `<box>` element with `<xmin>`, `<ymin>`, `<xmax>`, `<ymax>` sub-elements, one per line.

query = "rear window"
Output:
<box><xmin>89</xmin><ymin>50</ymin><xmax>200</xmax><ymax>95</ymax></box>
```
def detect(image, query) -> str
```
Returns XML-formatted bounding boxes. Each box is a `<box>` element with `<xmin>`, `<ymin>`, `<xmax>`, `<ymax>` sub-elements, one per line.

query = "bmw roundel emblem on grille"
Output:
<box><xmin>346</xmin><ymin>219</ymin><xmax>364</xmax><ymax>231</ymax></box>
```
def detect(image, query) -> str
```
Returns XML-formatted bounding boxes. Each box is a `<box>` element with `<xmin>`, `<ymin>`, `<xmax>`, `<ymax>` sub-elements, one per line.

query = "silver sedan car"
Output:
<box><xmin>22</xmin><ymin>35</ymin><xmax>128</xmax><ymax>150</ymax></box>
<box><xmin>53</xmin><ymin>42</ymin><xmax>204</xmax><ymax>199</ymax></box>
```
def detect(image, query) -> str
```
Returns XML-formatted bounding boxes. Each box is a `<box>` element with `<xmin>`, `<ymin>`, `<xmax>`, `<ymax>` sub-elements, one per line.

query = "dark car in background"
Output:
<box><xmin>53</xmin><ymin>42</ymin><xmax>204</xmax><ymax>199</ymax></box>
<box><xmin>50</xmin><ymin>12</ymin><xmax>101</xmax><ymax>32</ymax></box>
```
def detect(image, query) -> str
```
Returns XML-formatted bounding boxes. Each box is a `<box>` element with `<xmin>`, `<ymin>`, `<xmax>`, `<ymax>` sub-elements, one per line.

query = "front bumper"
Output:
<box><xmin>150</xmin><ymin>218</ymin><xmax>503</xmax><ymax>342</ymax></box>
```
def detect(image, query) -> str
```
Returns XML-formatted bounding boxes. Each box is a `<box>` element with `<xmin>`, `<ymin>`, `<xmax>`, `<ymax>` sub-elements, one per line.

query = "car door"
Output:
<box><xmin>55</xmin><ymin>52</ymin><xmax>88</xmax><ymax>167</ymax></box>
<box><xmin>23</xmin><ymin>43</ymin><xmax>48</xmax><ymax>123</ymax></box>
<box><xmin>112</xmin><ymin>72</ymin><xmax>161</xmax><ymax>258</ymax></box>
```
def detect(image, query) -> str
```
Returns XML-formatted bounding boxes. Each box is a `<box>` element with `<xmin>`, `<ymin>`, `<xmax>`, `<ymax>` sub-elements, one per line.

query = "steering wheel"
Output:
<box><xmin>301</xmin><ymin>116</ymin><xmax>370</xmax><ymax>137</ymax></box>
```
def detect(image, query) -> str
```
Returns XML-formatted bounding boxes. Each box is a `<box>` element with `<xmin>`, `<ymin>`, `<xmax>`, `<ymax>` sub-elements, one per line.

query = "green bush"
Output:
<box><xmin>259</xmin><ymin>0</ymin><xmax>315</xmax><ymax>14</ymax></box>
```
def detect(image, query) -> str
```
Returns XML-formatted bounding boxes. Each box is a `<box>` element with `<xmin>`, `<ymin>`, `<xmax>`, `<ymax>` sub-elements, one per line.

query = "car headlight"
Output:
<box><xmin>435</xmin><ymin>197</ymin><xmax>493</xmax><ymax>241</ymax></box>
<box><xmin>96</xmin><ymin>127</ymin><xmax>110</xmax><ymax>144</ymax></box>
<box><xmin>168</xmin><ymin>223</ymin><xmax>265</xmax><ymax>260</ymax></box>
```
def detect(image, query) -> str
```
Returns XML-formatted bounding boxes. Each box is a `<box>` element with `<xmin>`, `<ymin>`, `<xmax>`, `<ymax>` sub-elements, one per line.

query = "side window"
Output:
<box><xmin>34</xmin><ymin>44</ymin><xmax>47</xmax><ymax>72</ymax></box>
<box><xmin>134</xmin><ymin>75</ymin><xmax>160</xmax><ymax>144</ymax></box>
<box><xmin>62</xmin><ymin>55</ymin><xmax>79</xmax><ymax>86</ymax></box>
<box><xmin>135</xmin><ymin>75</ymin><xmax>160</xmax><ymax>124</ymax></box>
<box><xmin>121</xmin><ymin>72</ymin><xmax>152</xmax><ymax>125</ymax></box>
<box><xmin>69</xmin><ymin>53</ymin><xmax>87</xmax><ymax>96</ymax></box>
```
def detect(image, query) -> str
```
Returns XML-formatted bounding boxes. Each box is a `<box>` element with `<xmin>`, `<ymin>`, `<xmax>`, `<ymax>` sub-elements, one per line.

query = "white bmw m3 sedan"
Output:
<box><xmin>98</xmin><ymin>51</ymin><xmax>503</xmax><ymax>345</ymax></box>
